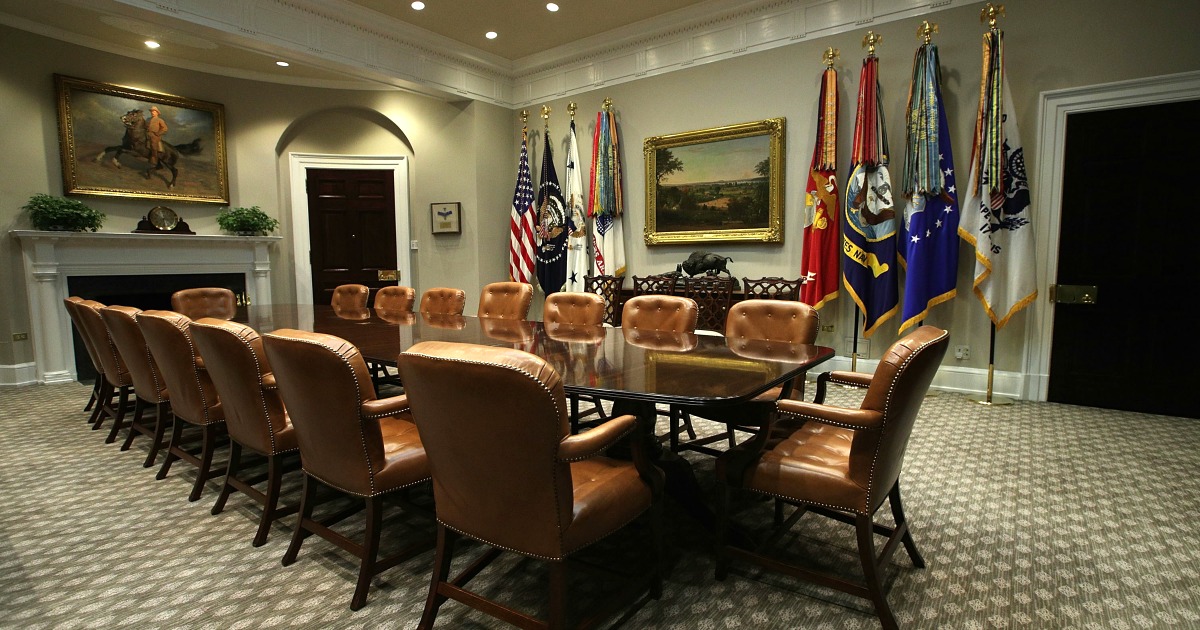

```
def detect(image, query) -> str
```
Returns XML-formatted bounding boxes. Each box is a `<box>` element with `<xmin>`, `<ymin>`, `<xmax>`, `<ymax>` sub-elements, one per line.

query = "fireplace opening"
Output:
<box><xmin>68</xmin><ymin>273</ymin><xmax>247</xmax><ymax>382</ymax></box>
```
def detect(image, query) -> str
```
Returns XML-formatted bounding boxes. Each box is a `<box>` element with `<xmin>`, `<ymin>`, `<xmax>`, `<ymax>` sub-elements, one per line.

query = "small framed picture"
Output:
<box><xmin>431</xmin><ymin>202</ymin><xmax>461</xmax><ymax>234</ymax></box>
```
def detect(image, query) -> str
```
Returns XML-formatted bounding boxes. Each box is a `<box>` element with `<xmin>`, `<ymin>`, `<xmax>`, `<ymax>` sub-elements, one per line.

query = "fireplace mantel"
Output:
<box><xmin>11</xmin><ymin>230</ymin><xmax>280</xmax><ymax>384</ymax></box>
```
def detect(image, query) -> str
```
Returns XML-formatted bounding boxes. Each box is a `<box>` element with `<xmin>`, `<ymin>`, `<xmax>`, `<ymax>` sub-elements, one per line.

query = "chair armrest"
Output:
<box><xmin>260</xmin><ymin>373</ymin><xmax>277</xmax><ymax>390</ymax></box>
<box><xmin>361</xmin><ymin>395</ymin><xmax>410</xmax><ymax>420</ymax></box>
<box><xmin>776</xmin><ymin>399</ymin><xmax>883</xmax><ymax>431</ymax></box>
<box><xmin>813</xmin><ymin>370</ymin><xmax>872</xmax><ymax>403</ymax></box>
<box><xmin>557</xmin><ymin>414</ymin><xmax>637</xmax><ymax>462</ymax></box>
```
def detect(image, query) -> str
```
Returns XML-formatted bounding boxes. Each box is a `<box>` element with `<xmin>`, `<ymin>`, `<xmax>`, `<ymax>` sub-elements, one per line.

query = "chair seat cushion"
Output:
<box><xmin>563</xmin><ymin>457</ymin><xmax>652</xmax><ymax>554</ymax></box>
<box><xmin>373</xmin><ymin>414</ymin><xmax>430</xmax><ymax>496</ymax></box>
<box><xmin>744</xmin><ymin>422</ymin><xmax>867</xmax><ymax>512</ymax></box>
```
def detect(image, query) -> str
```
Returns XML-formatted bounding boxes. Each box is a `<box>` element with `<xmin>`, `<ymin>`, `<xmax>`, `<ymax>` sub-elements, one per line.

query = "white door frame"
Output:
<box><xmin>1025</xmin><ymin>70</ymin><xmax>1200</xmax><ymax>400</ymax></box>
<box><xmin>288</xmin><ymin>153</ymin><xmax>411</xmax><ymax>305</ymax></box>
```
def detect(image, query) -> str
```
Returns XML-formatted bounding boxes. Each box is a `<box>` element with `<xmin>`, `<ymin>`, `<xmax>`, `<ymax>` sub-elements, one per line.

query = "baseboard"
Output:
<box><xmin>0</xmin><ymin>363</ymin><xmax>39</xmax><ymax>386</ymax></box>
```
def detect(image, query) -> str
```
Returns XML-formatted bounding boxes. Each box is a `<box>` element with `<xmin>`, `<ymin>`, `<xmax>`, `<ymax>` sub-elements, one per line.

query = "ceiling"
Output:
<box><xmin>0</xmin><ymin>0</ymin><xmax>716</xmax><ymax>89</ymax></box>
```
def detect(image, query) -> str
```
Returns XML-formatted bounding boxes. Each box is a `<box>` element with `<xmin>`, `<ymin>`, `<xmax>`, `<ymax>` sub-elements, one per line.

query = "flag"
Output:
<box><xmin>958</xmin><ymin>30</ymin><xmax>1038</xmax><ymax>328</ymax></box>
<box><xmin>535</xmin><ymin>130</ymin><xmax>568</xmax><ymax>294</ymax></box>
<box><xmin>842</xmin><ymin>55</ymin><xmax>898</xmax><ymax>338</ymax></box>
<box><xmin>799</xmin><ymin>66</ymin><xmax>840</xmax><ymax>310</ymax></box>
<box><xmin>508</xmin><ymin>127</ymin><xmax>536</xmax><ymax>284</ymax></box>
<box><xmin>897</xmin><ymin>41</ymin><xmax>960</xmax><ymax>334</ymax></box>
<box><xmin>590</xmin><ymin>108</ymin><xmax>626</xmax><ymax>277</ymax></box>
<box><xmin>563</xmin><ymin>119</ymin><xmax>589</xmax><ymax>292</ymax></box>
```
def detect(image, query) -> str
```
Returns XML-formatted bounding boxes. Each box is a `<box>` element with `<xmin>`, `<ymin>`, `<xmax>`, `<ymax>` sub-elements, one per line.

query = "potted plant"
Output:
<box><xmin>216</xmin><ymin>205</ymin><xmax>279</xmax><ymax>236</ymax></box>
<box><xmin>23</xmin><ymin>193</ymin><xmax>106</xmax><ymax>232</ymax></box>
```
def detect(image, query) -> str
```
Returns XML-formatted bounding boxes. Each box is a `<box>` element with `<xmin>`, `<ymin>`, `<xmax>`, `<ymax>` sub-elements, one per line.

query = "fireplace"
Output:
<box><xmin>12</xmin><ymin>231</ymin><xmax>279</xmax><ymax>385</ymax></box>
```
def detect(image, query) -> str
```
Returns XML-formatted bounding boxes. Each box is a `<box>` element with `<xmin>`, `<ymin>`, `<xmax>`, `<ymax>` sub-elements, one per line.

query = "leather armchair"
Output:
<box><xmin>191</xmin><ymin>318</ymin><xmax>300</xmax><ymax>547</ymax></box>
<box><xmin>715</xmin><ymin>326</ymin><xmax>950</xmax><ymax>630</ymax></box>
<box><xmin>374</xmin><ymin>285</ymin><xmax>415</xmax><ymax>312</ymax></box>
<box><xmin>419</xmin><ymin>287</ymin><xmax>466</xmax><ymax>316</ymax></box>
<box><xmin>74</xmin><ymin>299</ymin><xmax>134</xmax><ymax>435</ymax></box>
<box><xmin>262</xmin><ymin>329</ymin><xmax>430</xmax><ymax>610</ymax></box>
<box><xmin>544</xmin><ymin>291</ymin><xmax>605</xmax><ymax>326</ymax></box>
<box><xmin>370</xmin><ymin>286</ymin><xmax>417</xmax><ymax>386</ymax></box>
<box><xmin>100</xmin><ymin>305</ymin><xmax>172</xmax><ymax>466</ymax></box>
<box><xmin>397</xmin><ymin>341</ymin><xmax>663</xmax><ymax>629</ymax></box>
<box><xmin>136</xmin><ymin>310</ymin><xmax>227</xmax><ymax>502</ymax></box>
<box><xmin>171</xmin><ymin>287</ymin><xmax>236</xmax><ymax>320</ymax></box>
<box><xmin>620</xmin><ymin>295</ymin><xmax>697</xmax><ymax>333</ymax></box>
<box><xmin>331</xmin><ymin>283</ymin><xmax>370</xmax><ymax>309</ymax></box>
<box><xmin>477</xmin><ymin>281</ymin><xmax>533</xmax><ymax>320</ymax></box>
<box><xmin>63</xmin><ymin>297</ymin><xmax>106</xmax><ymax>419</ymax></box>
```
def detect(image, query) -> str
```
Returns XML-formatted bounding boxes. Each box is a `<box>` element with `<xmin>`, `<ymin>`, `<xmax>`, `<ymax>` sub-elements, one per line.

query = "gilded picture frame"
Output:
<box><xmin>54</xmin><ymin>74</ymin><xmax>230</xmax><ymax>204</ymax></box>
<box><xmin>644</xmin><ymin>118</ymin><xmax>785</xmax><ymax>245</ymax></box>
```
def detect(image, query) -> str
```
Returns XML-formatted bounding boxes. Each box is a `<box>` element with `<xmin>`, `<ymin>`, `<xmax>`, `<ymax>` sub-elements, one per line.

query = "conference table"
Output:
<box><xmin>241</xmin><ymin>303</ymin><xmax>835</xmax><ymax>528</ymax></box>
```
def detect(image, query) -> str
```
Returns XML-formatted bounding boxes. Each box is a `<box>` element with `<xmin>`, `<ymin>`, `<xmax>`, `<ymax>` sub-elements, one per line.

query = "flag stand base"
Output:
<box><xmin>968</xmin><ymin>362</ymin><xmax>1013</xmax><ymax>405</ymax></box>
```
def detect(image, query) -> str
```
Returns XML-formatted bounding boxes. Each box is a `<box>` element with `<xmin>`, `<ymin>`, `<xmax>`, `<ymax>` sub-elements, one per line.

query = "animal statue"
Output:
<box><xmin>93</xmin><ymin>109</ymin><xmax>180</xmax><ymax>188</ymax></box>
<box><xmin>681</xmin><ymin>251</ymin><xmax>734</xmax><ymax>277</ymax></box>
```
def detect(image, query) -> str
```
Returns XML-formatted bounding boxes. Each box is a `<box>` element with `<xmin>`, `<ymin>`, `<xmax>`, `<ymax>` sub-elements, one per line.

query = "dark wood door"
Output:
<box><xmin>1049</xmin><ymin>99</ymin><xmax>1199</xmax><ymax>418</ymax></box>
<box><xmin>307</xmin><ymin>168</ymin><xmax>397</xmax><ymax>306</ymax></box>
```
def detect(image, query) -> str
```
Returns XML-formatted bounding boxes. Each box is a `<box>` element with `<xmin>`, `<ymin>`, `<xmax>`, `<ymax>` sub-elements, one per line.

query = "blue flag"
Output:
<box><xmin>898</xmin><ymin>43</ymin><xmax>960</xmax><ymax>333</ymax></box>
<box><xmin>535</xmin><ymin>131</ymin><xmax>568</xmax><ymax>294</ymax></box>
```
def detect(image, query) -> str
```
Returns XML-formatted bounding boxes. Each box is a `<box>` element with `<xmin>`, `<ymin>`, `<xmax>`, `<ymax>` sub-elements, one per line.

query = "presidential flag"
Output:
<box><xmin>898</xmin><ymin>41</ymin><xmax>960</xmax><ymax>334</ymax></box>
<box><xmin>958</xmin><ymin>30</ymin><xmax>1038</xmax><ymax>328</ymax></box>
<box><xmin>590</xmin><ymin>107</ymin><xmax>626</xmax><ymax>277</ymax></box>
<box><xmin>535</xmin><ymin>130</ymin><xmax>568</xmax><ymax>294</ymax></box>
<box><xmin>842</xmin><ymin>54</ymin><xmax>898</xmax><ymax>338</ymax></box>
<box><xmin>799</xmin><ymin>66</ymin><xmax>840</xmax><ymax>310</ymax></box>
<box><xmin>508</xmin><ymin>127</ymin><xmax>536</xmax><ymax>284</ymax></box>
<box><xmin>563</xmin><ymin>119</ymin><xmax>589</xmax><ymax>293</ymax></box>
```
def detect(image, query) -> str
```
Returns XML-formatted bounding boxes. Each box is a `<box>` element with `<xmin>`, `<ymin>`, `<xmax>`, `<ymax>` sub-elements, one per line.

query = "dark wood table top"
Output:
<box><xmin>243</xmin><ymin>304</ymin><xmax>834</xmax><ymax>407</ymax></box>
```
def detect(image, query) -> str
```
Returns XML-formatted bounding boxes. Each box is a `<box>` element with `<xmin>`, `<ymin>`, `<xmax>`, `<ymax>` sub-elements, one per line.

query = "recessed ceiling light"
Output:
<box><xmin>485</xmin><ymin>31</ymin><xmax>498</xmax><ymax>39</ymax></box>
<box><xmin>546</xmin><ymin>3</ymin><xmax>559</xmax><ymax>11</ymax></box>
<box><xmin>276</xmin><ymin>61</ymin><xmax>290</xmax><ymax>67</ymax></box>
<box><xmin>411</xmin><ymin>1</ymin><xmax>424</xmax><ymax>9</ymax></box>
<box><xmin>144</xmin><ymin>40</ymin><xmax>160</xmax><ymax>49</ymax></box>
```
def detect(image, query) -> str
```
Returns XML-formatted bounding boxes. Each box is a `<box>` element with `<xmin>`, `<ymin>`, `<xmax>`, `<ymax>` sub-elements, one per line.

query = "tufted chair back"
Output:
<box><xmin>477</xmin><ymin>281</ymin><xmax>533</xmax><ymax>320</ymax></box>
<box><xmin>76</xmin><ymin>300</ymin><xmax>131</xmax><ymax>387</ymax></box>
<box><xmin>64</xmin><ymin>297</ymin><xmax>105</xmax><ymax>378</ymax></box>
<box><xmin>100</xmin><ymin>305</ymin><xmax>168</xmax><ymax>404</ymax></box>
<box><xmin>419</xmin><ymin>287</ymin><xmax>467</xmax><ymax>316</ymax></box>
<box><xmin>724</xmin><ymin>299</ymin><xmax>818</xmax><ymax>344</ymax></box>
<box><xmin>136</xmin><ymin>310</ymin><xmax>223</xmax><ymax>426</ymax></box>
<box><xmin>171</xmin><ymin>287</ymin><xmax>236</xmax><ymax>320</ymax></box>
<box><xmin>620</xmin><ymin>295</ymin><xmax>698</xmax><ymax>333</ymax></box>
<box><xmin>543</xmin><ymin>291</ymin><xmax>605</xmax><ymax>326</ymax></box>
<box><xmin>374</xmin><ymin>286</ymin><xmax>416</xmax><ymax>312</ymax></box>
<box><xmin>331</xmin><ymin>284</ymin><xmax>370</xmax><ymax>310</ymax></box>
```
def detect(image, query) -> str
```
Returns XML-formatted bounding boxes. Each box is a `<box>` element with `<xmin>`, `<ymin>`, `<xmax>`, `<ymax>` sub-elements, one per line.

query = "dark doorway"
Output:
<box><xmin>307</xmin><ymin>168</ymin><xmax>397</xmax><ymax>305</ymax></box>
<box><xmin>1048</xmin><ymin>99</ymin><xmax>1199</xmax><ymax>418</ymax></box>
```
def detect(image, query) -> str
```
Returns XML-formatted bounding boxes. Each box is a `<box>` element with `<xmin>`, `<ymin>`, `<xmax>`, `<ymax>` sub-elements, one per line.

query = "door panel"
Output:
<box><xmin>307</xmin><ymin>168</ymin><xmax>397</xmax><ymax>305</ymax></box>
<box><xmin>1049</xmin><ymin>100</ymin><xmax>1198</xmax><ymax>418</ymax></box>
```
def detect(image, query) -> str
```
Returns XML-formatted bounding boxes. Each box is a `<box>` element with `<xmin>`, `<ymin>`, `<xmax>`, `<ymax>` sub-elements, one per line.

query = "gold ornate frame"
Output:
<box><xmin>644</xmin><ymin>118</ymin><xmax>785</xmax><ymax>245</ymax></box>
<box><xmin>55</xmin><ymin>74</ymin><xmax>229</xmax><ymax>204</ymax></box>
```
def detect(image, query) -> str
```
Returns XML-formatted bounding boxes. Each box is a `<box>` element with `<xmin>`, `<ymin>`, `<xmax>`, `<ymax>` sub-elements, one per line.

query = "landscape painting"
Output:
<box><xmin>643</xmin><ymin>118</ymin><xmax>785</xmax><ymax>245</ymax></box>
<box><xmin>55</xmin><ymin>74</ymin><xmax>229</xmax><ymax>204</ymax></box>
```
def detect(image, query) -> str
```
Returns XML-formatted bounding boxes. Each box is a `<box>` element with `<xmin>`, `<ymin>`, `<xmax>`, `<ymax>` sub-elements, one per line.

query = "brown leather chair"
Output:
<box><xmin>583</xmin><ymin>274</ymin><xmax>623</xmax><ymax>326</ymax></box>
<box><xmin>100</xmin><ymin>305</ymin><xmax>172</xmax><ymax>466</ymax></box>
<box><xmin>64</xmin><ymin>297</ymin><xmax>106</xmax><ymax>418</ymax></box>
<box><xmin>262</xmin><ymin>329</ymin><xmax>430</xmax><ymax>611</ymax></box>
<box><xmin>543</xmin><ymin>291</ymin><xmax>605</xmax><ymax>326</ymax></box>
<box><xmin>715</xmin><ymin>326</ymin><xmax>950</xmax><ymax>630</ymax></box>
<box><xmin>171</xmin><ymin>287</ymin><xmax>237</xmax><ymax>320</ymax></box>
<box><xmin>331</xmin><ymin>284</ymin><xmax>370</xmax><ymax>309</ymax></box>
<box><xmin>670</xmin><ymin>299</ymin><xmax>820</xmax><ymax>455</ymax></box>
<box><xmin>397</xmin><ymin>341</ymin><xmax>663</xmax><ymax>629</ymax></box>
<box><xmin>419</xmin><ymin>287</ymin><xmax>466</xmax><ymax>316</ymax></box>
<box><xmin>191</xmin><ymin>319</ymin><xmax>300</xmax><ymax>547</ymax></box>
<box><xmin>374</xmin><ymin>285</ymin><xmax>415</xmax><ymax>312</ymax></box>
<box><xmin>136</xmin><ymin>310</ymin><xmax>227</xmax><ymax>502</ymax></box>
<box><xmin>477</xmin><ymin>281</ymin><xmax>533</xmax><ymax>320</ymax></box>
<box><xmin>74</xmin><ymin>299</ymin><xmax>134</xmax><ymax>436</ymax></box>
<box><xmin>620</xmin><ymin>295</ymin><xmax>697</xmax><ymax>334</ymax></box>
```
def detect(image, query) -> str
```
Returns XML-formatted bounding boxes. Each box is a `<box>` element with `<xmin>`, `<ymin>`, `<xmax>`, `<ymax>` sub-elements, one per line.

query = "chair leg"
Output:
<box><xmin>90</xmin><ymin>378</ymin><xmax>114</xmax><ymax>429</ymax></box>
<box><xmin>282</xmin><ymin>474</ymin><xmax>317</xmax><ymax>567</ymax></box>
<box><xmin>548</xmin><ymin>559</ymin><xmax>568</xmax><ymax>630</ymax></box>
<box><xmin>419</xmin><ymin>524</ymin><xmax>457</xmax><ymax>629</ymax></box>
<box><xmin>121</xmin><ymin>398</ymin><xmax>146</xmax><ymax>451</ymax></box>
<box><xmin>668</xmin><ymin>408</ymin><xmax>681</xmax><ymax>452</ymax></box>
<box><xmin>211</xmin><ymin>441</ymin><xmax>242</xmax><ymax>515</ymax></box>
<box><xmin>104</xmin><ymin>386</ymin><xmax>132</xmax><ymax>444</ymax></box>
<box><xmin>188</xmin><ymin>424</ymin><xmax>218</xmax><ymax>502</ymax></box>
<box><xmin>253</xmin><ymin>454</ymin><xmax>285</xmax><ymax>548</ymax></box>
<box><xmin>856</xmin><ymin>514</ymin><xmax>898</xmax><ymax>630</ymax></box>
<box><xmin>714</xmin><ymin>482</ymin><xmax>732</xmax><ymax>581</ymax></box>
<box><xmin>143</xmin><ymin>403</ymin><xmax>171</xmax><ymax>468</ymax></box>
<box><xmin>155</xmin><ymin>416</ymin><xmax>185</xmax><ymax>480</ymax></box>
<box><xmin>85</xmin><ymin>374</ymin><xmax>102</xmax><ymax>411</ymax></box>
<box><xmin>889</xmin><ymin>482</ymin><xmax>924</xmax><ymax>568</ymax></box>
<box><xmin>351</xmin><ymin>495</ymin><xmax>384</xmax><ymax>611</ymax></box>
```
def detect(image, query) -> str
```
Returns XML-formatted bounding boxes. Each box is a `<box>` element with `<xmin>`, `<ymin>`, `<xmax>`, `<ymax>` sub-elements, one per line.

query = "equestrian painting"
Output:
<box><xmin>55</xmin><ymin>75</ymin><xmax>229</xmax><ymax>204</ymax></box>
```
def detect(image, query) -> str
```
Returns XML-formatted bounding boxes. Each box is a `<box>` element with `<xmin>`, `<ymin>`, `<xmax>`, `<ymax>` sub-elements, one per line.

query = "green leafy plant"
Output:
<box><xmin>23</xmin><ymin>193</ymin><xmax>106</xmax><ymax>232</ymax></box>
<box><xmin>216</xmin><ymin>206</ymin><xmax>279</xmax><ymax>235</ymax></box>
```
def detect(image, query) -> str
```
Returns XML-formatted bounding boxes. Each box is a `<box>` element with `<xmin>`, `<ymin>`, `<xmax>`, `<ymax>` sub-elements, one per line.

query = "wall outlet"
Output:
<box><xmin>12</xmin><ymin>332</ymin><xmax>29</xmax><ymax>341</ymax></box>
<box><xmin>409</xmin><ymin>240</ymin><xmax>419</xmax><ymax>250</ymax></box>
<box><xmin>844</xmin><ymin>337</ymin><xmax>870</xmax><ymax>359</ymax></box>
<box><xmin>954</xmin><ymin>345</ymin><xmax>970</xmax><ymax>360</ymax></box>
<box><xmin>820</xmin><ymin>324</ymin><xmax>835</xmax><ymax>333</ymax></box>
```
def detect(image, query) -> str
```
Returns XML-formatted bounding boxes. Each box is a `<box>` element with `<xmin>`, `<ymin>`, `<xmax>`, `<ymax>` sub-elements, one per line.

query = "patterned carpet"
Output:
<box><xmin>1</xmin><ymin>381</ymin><xmax>1198</xmax><ymax>629</ymax></box>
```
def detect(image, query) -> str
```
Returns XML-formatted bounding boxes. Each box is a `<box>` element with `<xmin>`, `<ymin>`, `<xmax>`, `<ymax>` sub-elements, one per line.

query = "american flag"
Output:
<box><xmin>509</xmin><ymin>128</ymin><xmax>536</xmax><ymax>284</ymax></box>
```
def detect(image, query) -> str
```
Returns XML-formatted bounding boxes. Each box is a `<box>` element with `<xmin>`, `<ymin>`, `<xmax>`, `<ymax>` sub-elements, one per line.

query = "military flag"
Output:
<box><xmin>898</xmin><ymin>39</ymin><xmax>960</xmax><ymax>334</ymax></box>
<box><xmin>508</xmin><ymin>125</ymin><xmax>536</xmax><ymax>284</ymax></box>
<box><xmin>590</xmin><ymin>105</ymin><xmax>626</xmax><ymax>277</ymax></box>
<box><xmin>563</xmin><ymin>118</ymin><xmax>589</xmax><ymax>292</ymax></box>
<box><xmin>799</xmin><ymin>64</ymin><xmax>840</xmax><ymax>310</ymax></box>
<box><xmin>842</xmin><ymin>51</ymin><xmax>899</xmax><ymax>337</ymax></box>
<box><xmin>536</xmin><ymin>129</ymin><xmax>568</xmax><ymax>294</ymax></box>
<box><xmin>958</xmin><ymin>29</ymin><xmax>1038</xmax><ymax>328</ymax></box>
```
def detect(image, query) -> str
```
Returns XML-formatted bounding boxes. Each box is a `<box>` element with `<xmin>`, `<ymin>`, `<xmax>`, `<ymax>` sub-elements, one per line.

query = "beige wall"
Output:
<box><xmin>4</xmin><ymin>0</ymin><xmax>1200</xmax><ymax>382</ymax></box>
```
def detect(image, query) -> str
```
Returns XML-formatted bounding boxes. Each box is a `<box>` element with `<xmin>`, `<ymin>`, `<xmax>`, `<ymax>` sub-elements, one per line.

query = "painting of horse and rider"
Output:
<box><xmin>55</xmin><ymin>75</ymin><xmax>229</xmax><ymax>204</ymax></box>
